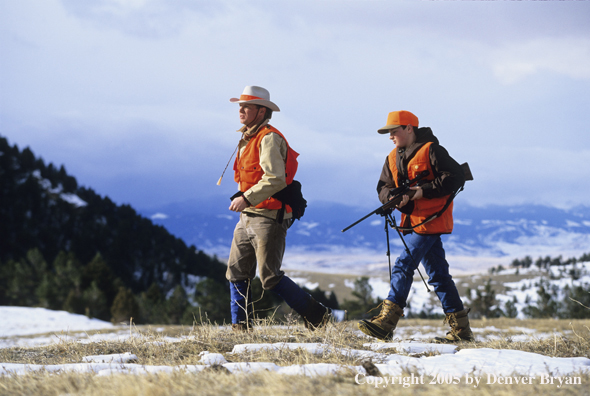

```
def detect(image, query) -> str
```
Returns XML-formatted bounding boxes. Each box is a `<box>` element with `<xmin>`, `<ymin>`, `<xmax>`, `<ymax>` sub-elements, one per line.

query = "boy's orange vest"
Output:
<box><xmin>234</xmin><ymin>125</ymin><xmax>297</xmax><ymax>212</ymax></box>
<box><xmin>388</xmin><ymin>142</ymin><xmax>453</xmax><ymax>234</ymax></box>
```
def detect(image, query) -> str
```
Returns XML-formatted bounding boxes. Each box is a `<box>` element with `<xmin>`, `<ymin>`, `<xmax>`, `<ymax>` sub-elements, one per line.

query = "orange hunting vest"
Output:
<box><xmin>388</xmin><ymin>142</ymin><xmax>453</xmax><ymax>234</ymax></box>
<box><xmin>234</xmin><ymin>125</ymin><xmax>297</xmax><ymax>212</ymax></box>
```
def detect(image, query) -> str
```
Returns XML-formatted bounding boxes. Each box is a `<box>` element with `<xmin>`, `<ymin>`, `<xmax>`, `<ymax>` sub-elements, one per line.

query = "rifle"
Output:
<box><xmin>341</xmin><ymin>170</ymin><xmax>430</xmax><ymax>233</ymax></box>
<box><xmin>341</xmin><ymin>162</ymin><xmax>473</xmax><ymax>233</ymax></box>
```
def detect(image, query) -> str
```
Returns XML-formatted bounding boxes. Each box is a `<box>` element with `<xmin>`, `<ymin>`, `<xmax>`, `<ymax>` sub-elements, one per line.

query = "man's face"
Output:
<box><xmin>389</xmin><ymin>125</ymin><xmax>412</xmax><ymax>148</ymax></box>
<box><xmin>239</xmin><ymin>103</ymin><xmax>265</xmax><ymax>126</ymax></box>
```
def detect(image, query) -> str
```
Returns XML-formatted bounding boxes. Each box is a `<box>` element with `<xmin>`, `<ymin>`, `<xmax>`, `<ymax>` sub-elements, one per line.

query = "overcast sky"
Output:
<box><xmin>2</xmin><ymin>0</ymin><xmax>589</xmax><ymax>211</ymax></box>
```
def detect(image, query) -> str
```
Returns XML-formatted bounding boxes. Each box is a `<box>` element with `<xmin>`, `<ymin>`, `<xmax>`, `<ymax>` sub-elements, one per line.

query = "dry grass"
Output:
<box><xmin>1</xmin><ymin>318</ymin><xmax>589</xmax><ymax>395</ymax></box>
<box><xmin>2</xmin><ymin>370</ymin><xmax>590</xmax><ymax>396</ymax></box>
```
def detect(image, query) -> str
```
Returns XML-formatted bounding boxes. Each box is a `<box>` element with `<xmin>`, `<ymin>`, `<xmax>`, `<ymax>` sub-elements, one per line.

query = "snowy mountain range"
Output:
<box><xmin>140</xmin><ymin>196</ymin><xmax>590</xmax><ymax>275</ymax></box>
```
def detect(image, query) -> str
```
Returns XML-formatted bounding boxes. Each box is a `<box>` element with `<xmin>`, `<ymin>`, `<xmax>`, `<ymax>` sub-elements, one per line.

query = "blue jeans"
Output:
<box><xmin>386</xmin><ymin>233</ymin><xmax>464</xmax><ymax>313</ymax></box>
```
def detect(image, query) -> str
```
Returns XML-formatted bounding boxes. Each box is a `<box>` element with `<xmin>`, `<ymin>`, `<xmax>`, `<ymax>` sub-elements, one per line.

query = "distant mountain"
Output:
<box><xmin>0</xmin><ymin>135</ymin><xmax>227</xmax><ymax>296</ymax></box>
<box><xmin>140</xmin><ymin>195</ymin><xmax>590</xmax><ymax>274</ymax></box>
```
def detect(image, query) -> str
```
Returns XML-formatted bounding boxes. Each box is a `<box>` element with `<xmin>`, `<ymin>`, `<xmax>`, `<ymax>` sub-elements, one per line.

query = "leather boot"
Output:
<box><xmin>232</xmin><ymin>323</ymin><xmax>252</xmax><ymax>332</ymax></box>
<box><xmin>300</xmin><ymin>297</ymin><xmax>332</xmax><ymax>330</ymax></box>
<box><xmin>435</xmin><ymin>308</ymin><xmax>474</xmax><ymax>343</ymax></box>
<box><xmin>271</xmin><ymin>276</ymin><xmax>331</xmax><ymax>330</ymax></box>
<box><xmin>357</xmin><ymin>300</ymin><xmax>403</xmax><ymax>340</ymax></box>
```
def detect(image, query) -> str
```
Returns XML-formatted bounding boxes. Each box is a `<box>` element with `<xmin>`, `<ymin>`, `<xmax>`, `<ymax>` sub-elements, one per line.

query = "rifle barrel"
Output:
<box><xmin>341</xmin><ymin>187</ymin><xmax>418</xmax><ymax>232</ymax></box>
<box><xmin>341</xmin><ymin>210</ymin><xmax>378</xmax><ymax>232</ymax></box>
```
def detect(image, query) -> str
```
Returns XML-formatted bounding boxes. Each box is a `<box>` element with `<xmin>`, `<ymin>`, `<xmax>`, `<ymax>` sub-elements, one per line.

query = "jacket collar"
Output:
<box><xmin>237</xmin><ymin>119</ymin><xmax>270</xmax><ymax>139</ymax></box>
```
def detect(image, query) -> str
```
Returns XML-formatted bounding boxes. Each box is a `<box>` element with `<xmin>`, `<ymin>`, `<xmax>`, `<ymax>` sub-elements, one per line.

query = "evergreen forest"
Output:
<box><xmin>0</xmin><ymin>135</ymin><xmax>232</xmax><ymax>324</ymax></box>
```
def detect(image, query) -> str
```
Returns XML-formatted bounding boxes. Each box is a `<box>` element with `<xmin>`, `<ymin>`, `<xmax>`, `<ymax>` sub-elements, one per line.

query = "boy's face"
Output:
<box><xmin>389</xmin><ymin>125</ymin><xmax>413</xmax><ymax>148</ymax></box>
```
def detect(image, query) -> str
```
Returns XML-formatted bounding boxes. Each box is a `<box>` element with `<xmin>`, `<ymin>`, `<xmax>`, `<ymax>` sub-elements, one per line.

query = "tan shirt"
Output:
<box><xmin>237</xmin><ymin>120</ymin><xmax>292</xmax><ymax>220</ymax></box>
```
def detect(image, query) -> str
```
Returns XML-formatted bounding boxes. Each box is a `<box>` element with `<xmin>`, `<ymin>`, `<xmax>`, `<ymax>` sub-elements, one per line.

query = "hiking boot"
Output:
<box><xmin>357</xmin><ymin>300</ymin><xmax>403</xmax><ymax>340</ymax></box>
<box><xmin>232</xmin><ymin>322</ymin><xmax>253</xmax><ymax>332</ymax></box>
<box><xmin>300</xmin><ymin>297</ymin><xmax>332</xmax><ymax>330</ymax></box>
<box><xmin>435</xmin><ymin>308</ymin><xmax>474</xmax><ymax>343</ymax></box>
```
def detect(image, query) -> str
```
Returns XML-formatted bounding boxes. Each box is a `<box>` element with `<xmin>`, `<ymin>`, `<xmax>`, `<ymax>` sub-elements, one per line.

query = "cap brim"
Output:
<box><xmin>377</xmin><ymin>124</ymin><xmax>401</xmax><ymax>134</ymax></box>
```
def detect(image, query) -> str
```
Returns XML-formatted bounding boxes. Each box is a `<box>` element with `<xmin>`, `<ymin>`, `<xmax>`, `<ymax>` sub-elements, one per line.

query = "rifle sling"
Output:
<box><xmin>394</xmin><ymin>186</ymin><xmax>463</xmax><ymax>232</ymax></box>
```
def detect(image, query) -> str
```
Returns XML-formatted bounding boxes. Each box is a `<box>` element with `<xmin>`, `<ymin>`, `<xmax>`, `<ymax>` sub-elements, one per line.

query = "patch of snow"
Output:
<box><xmin>365</xmin><ymin>342</ymin><xmax>458</xmax><ymax>355</ymax></box>
<box><xmin>0</xmin><ymin>307</ymin><xmax>113</xmax><ymax>337</ymax></box>
<box><xmin>1</xmin><ymin>344</ymin><xmax>588</xmax><ymax>379</ymax></box>
<box><xmin>60</xmin><ymin>193</ymin><xmax>88</xmax><ymax>207</ymax></box>
<box><xmin>83</xmin><ymin>352</ymin><xmax>137</xmax><ymax>364</ymax></box>
<box><xmin>199</xmin><ymin>351</ymin><xmax>227</xmax><ymax>365</ymax></box>
<box><xmin>151</xmin><ymin>213</ymin><xmax>169</xmax><ymax>220</ymax></box>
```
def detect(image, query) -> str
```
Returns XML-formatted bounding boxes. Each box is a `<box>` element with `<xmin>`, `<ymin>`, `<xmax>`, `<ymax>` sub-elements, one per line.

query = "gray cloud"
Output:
<box><xmin>1</xmin><ymin>0</ymin><xmax>589</xmax><ymax>209</ymax></box>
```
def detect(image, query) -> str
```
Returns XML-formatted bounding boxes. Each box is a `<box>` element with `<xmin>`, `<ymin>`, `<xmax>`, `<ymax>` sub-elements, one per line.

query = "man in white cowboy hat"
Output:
<box><xmin>225</xmin><ymin>85</ymin><xmax>331</xmax><ymax>331</ymax></box>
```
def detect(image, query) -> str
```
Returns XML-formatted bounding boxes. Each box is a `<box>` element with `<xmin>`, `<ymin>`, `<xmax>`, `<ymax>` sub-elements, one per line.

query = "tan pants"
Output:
<box><xmin>226</xmin><ymin>213</ymin><xmax>291</xmax><ymax>290</ymax></box>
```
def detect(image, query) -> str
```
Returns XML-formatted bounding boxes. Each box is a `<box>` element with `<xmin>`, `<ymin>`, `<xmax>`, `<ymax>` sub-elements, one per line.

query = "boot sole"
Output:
<box><xmin>432</xmin><ymin>336</ymin><xmax>474</xmax><ymax>344</ymax></box>
<box><xmin>358</xmin><ymin>320</ymin><xmax>393</xmax><ymax>340</ymax></box>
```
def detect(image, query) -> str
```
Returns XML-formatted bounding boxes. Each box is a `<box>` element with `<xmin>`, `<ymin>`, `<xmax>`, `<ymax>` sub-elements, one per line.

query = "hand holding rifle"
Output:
<box><xmin>342</xmin><ymin>170</ymin><xmax>429</xmax><ymax>232</ymax></box>
<box><xmin>395</xmin><ymin>186</ymin><xmax>422</xmax><ymax>209</ymax></box>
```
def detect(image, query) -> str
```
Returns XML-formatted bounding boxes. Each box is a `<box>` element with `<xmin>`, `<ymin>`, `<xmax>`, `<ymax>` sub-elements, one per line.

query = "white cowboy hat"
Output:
<box><xmin>229</xmin><ymin>86</ymin><xmax>280</xmax><ymax>112</ymax></box>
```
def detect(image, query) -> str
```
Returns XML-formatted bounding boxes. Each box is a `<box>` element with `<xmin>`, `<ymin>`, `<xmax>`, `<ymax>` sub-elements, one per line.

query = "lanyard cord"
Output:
<box><xmin>216</xmin><ymin>141</ymin><xmax>241</xmax><ymax>185</ymax></box>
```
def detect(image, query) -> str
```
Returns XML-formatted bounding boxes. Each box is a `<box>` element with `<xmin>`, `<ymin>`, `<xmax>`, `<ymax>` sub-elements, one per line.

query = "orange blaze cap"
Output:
<box><xmin>378</xmin><ymin>110</ymin><xmax>419</xmax><ymax>134</ymax></box>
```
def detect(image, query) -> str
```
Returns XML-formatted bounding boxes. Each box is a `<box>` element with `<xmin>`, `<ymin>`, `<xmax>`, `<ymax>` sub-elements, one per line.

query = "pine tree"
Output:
<box><xmin>37</xmin><ymin>251</ymin><xmax>83</xmax><ymax>310</ymax></box>
<box><xmin>503</xmin><ymin>296</ymin><xmax>518</xmax><ymax>318</ymax></box>
<box><xmin>340</xmin><ymin>277</ymin><xmax>378</xmax><ymax>319</ymax></box>
<box><xmin>167</xmin><ymin>285</ymin><xmax>189</xmax><ymax>324</ymax></box>
<box><xmin>303</xmin><ymin>286</ymin><xmax>340</xmax><ymax>310</ymax></box>
<box><xmin>4</xmin><ymin>249</ymin><xmax>47</xmax><ymax>306</ymax></box>
<box><xmin>36</xmin><ymin>273</ymin><xmax>60</xmax><ymax>309</ymax></box>
<box><xmin>110</xmin><ymin>286</ymin><xmax>140</xmax><ymax>324</ymax></box>
<box><xmin>522</xmin><ymin>279</ymin><xmax>559</xmax><ymax>318</ymax></box>
<box><xmin>82</xmin><ymin>253</ymin><xmax>117</xmax><ymax>309</ymax></box>
<box><xmin>138</xmin><ymin>282</ymin><xmax>169</xmax><ymax>324</ymax></box>
<box><xmin>470</xmin><ymin>279</ymin><xmax>502</xmax><ymax>319</ymax></box>
<box><xmin>0</xmin><ymin>258</ymin><xmax>6</xmax><ymax>305</ymax></box>
<box><xmin>193</xmin><ymin>279</ymin><xmax>230</xmax><ymax>325</ymax></box>
<box><xmin>562</xmin><ymin>286</ymin><xmax>590</xmax><ymax>319</ymax></box>
<box><xmin>83</xmin><ymin>281</ymin><xmax>109</xmax><ymax>320</ymax></box>
<box><xmin>63</xmin><ymin>288</ymin><xmax>85</xmax><ymax>315</ymax></box>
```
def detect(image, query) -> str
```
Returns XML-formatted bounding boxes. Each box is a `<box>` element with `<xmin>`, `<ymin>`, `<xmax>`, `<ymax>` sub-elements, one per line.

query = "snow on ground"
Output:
<box><xmin>494</xmin><ymin>262</ymin><xmax>590</xmax><ymax>319</ymax></box>
<box><xmin>1</xmin><ymin>340</ymin><xmax>589</xmax><ymax>381</ymax></box>
<box><xmin>340</xmin><ymin>261</ymin><xmax>590</xmax><ymax>318</ymax></box>
<box><xmin>1</xmin><ymin>307</ymin><xmax>589</xmax><ymax>385</ymax></box>
<box><xmin>0</xmin><ymin>306</ymin><xmax>114</xmax><ymax>337</ymax></box>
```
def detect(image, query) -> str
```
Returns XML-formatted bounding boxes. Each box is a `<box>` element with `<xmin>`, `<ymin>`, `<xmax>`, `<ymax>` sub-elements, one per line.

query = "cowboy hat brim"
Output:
<box><xmin>230</xmin><ymin>97</ymin><xmax>280</xmax><ymax>112</ymax></box>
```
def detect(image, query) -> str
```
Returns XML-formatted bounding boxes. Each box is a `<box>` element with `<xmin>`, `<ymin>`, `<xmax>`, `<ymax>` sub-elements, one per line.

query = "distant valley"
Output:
<box><xmin>140</xmin><ymin>197</ymin><xmax>590</xmax><ymax>275</ymax></box>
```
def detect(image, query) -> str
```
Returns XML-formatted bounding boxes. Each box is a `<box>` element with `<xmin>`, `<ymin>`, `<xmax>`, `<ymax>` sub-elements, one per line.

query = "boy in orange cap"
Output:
<box><xmin>357</xmin><ymin>110</ymin><xmax>473</xmax><ymax>343</ymax></box>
